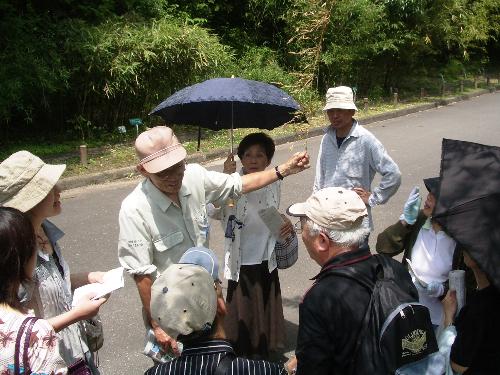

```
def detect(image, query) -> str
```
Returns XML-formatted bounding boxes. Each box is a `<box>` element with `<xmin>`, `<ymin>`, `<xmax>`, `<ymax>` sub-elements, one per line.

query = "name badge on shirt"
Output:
<box><xmin>195</xmin><ymin>211</ymin><xmax>210</xmax><ymax>240</ymax></box>
<box><xmin>200</xmin><ymin>219</ymin><xmax>210</xmax><ymax>240</ymax></box>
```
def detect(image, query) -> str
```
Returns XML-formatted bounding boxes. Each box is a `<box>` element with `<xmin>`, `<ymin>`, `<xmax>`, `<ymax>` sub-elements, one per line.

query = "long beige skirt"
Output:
<box><xmin>224</xmin><ymin>261</ymin><xmax>285</xmax><ymax>359</ymax></box>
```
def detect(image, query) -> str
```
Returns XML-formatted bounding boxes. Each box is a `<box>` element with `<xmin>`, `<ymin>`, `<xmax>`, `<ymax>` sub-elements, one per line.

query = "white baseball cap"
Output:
<box><xmin>287</xmin><ymin>187</ymin><xmax>367</xmax><ymax>230</ymax></box>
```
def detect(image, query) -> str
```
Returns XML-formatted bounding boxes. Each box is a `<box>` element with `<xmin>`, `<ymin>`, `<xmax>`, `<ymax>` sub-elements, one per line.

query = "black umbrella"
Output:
<box><xmin>433</xmin><ymin>138</ymin><xmax>500</xmax><ymax>289</ymax></box>
<box><xmin>149</xmin><ymin>77</ymin><xmax>301</xmax><ymax>151</ymax></box>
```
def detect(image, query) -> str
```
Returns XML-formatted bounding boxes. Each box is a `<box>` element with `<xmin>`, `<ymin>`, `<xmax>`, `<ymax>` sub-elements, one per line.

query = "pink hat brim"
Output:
<box><xmin>141</xmin><ymin>146</ymin><xmax>187</xmax><ymax>174</ymax></box>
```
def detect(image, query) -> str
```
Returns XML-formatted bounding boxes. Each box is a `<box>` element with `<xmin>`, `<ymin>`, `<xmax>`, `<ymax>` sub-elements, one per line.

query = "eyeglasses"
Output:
<box><xmin>153</xmin><ymin>160</ymin><xmax>185</xmax><ymax>180</ymax></box>
<box><xmin>293</xmin><ymin>219</ymin><xmax>303</xmax><ymax>234</ymax></box>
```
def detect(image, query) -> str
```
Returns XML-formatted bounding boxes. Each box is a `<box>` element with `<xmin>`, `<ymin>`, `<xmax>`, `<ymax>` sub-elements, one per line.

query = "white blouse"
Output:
<box><xmin>25</xmin><ymin>220</ymin><xmax>89</xmax><ymax>365</ymax></box>
<box><xmin>411</xmin><ymin>218</ymin><xmax>456</xmax><ymax>325</ymax></box>
<box><xmin>240</xmin><ymin>188</ymin><xmax>273</xmax><ymax>265</ymax></box>
<box><xmin>208</xmin><ymin>172</ymin><xmax>281</xmax><ymax>281</ymax></box>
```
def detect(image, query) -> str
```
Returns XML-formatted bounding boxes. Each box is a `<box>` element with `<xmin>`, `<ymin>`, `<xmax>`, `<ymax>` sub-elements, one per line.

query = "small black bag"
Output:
<box><xmin>67</xmin><ymin>358</ymin><xmax>92</xmax><ymax>375</ymax></box>
<box><xmin>326</xmin><ymin>255</ymin><xmax>439</xmax><ymax>375</ymax></box>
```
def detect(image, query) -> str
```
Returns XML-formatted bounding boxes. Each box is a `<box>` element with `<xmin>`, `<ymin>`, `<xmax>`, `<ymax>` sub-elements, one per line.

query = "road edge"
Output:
<box><xmin>60</xmin><ymin>88</ymin><xmax>497</xmax><ymax>191</ymax></box>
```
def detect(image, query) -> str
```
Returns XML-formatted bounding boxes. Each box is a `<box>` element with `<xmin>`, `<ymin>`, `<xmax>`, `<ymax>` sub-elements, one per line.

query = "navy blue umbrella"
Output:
<box><xmin>149</xmin><ymin>77</ymin><xmax>301</xmax><ymax>151</ymax></box>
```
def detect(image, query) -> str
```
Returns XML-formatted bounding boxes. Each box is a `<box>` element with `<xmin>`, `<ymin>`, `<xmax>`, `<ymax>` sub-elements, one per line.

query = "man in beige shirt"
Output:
<box><xmin>118</xmin><ymin>126</ymin><xmax>309</xmax><ymax>354</ymax></box>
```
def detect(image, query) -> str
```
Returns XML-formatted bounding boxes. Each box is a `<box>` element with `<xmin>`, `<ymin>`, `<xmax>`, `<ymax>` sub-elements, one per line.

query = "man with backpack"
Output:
<box><xmin>287</xmin><ymin>187</ymin><xmax>440</xmax><ymax>374</ymax></box>
<box><xmin>144</xmin><ymin>247</ymin><xmax>293</xmax><ymax>375</ymax></box>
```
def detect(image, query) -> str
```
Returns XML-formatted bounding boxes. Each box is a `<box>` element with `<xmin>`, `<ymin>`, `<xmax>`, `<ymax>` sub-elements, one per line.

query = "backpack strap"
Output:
<box><xmin>214</xmin><ymin>351</ymin><xmax>236</xmax><ymax>375</ymax></box>
<box><xmin>374</xmin><ymin>254</ymin><xmax>395</xmax><ymax>280</ymax></box>
<box><xmin>321</xmin><ymin>260</ymin><xmax>388</xmax><ymax>375</ymax></box>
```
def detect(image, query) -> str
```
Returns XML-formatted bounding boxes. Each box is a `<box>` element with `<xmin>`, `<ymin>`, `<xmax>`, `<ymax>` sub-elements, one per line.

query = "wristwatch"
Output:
<box><xmin>275</xmin><ymin>165</ymin><xmax>285</xmax><ymax>180</ymax></box>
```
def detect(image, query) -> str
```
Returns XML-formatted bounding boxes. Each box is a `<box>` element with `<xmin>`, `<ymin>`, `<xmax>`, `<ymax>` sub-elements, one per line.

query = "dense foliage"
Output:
<box><xmin>1</xmin><ymin>0</ymin><xmax>499</xmax><ymax>141</ymax></box>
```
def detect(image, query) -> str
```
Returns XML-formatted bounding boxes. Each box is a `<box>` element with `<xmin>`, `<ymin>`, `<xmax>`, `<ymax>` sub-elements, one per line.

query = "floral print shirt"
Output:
<box><xmin>0</xmin><ymin>306</ymin><xmax>67</xmax><ymax>374</ymax></box>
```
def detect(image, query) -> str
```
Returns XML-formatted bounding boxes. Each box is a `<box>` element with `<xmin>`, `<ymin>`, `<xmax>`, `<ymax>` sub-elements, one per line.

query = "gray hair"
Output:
<box><xmin>306</xmin><ymin>219</ymin><xmax>370</xmax><ymax>248</ymax></box>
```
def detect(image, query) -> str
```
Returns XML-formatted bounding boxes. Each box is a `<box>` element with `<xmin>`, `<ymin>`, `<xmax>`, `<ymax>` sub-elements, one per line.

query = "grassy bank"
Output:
<box><xmin>2</xmin><ymin>87</ymin><xmax>494</xmax><ymax>178</ymax></box>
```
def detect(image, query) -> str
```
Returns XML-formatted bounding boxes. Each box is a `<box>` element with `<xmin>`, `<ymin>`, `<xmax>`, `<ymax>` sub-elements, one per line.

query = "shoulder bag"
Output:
<box><xmin>14</xmin><ymin>316</ymin><xmax>39</xmax><ymax>375</ymax></box>
<box><xmin>275</xmin><ymin>233</ymin><xmax>298</xmax><ymax>269</ymax></box>
<box><xmin>82</xmin><ymin>314</ymin><xmax>104</xmax><ymax>352</ymax></box>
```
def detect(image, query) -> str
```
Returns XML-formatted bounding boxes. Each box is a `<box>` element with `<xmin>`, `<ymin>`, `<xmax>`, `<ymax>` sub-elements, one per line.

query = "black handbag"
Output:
<box><xmin>67</xmin><ymin>358</ymin><xmax>92</xmax><ymax>375</ymax></box>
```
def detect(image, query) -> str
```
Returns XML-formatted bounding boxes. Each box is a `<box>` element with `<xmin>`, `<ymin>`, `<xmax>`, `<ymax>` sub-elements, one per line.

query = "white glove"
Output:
<box><xmin>426</xmin><ymin>281</ymin><xmax>445</xmax><ymax>298</ymax></box>
<box><xmin>412</xmin><ymin>276</ymin><xmax>445</xmax><ymax>298</ymax></box>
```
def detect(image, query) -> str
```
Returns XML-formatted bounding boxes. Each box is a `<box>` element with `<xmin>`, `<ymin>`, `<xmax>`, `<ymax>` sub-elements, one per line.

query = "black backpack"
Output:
<box><xmin>325</xmin><ymin>254</ymin><xmax>440</xmax><ymax>375</ymax></box>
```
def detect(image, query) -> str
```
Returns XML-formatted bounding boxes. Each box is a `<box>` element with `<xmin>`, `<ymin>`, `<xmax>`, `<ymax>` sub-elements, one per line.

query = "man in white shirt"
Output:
<box><xmin>118</xmin><ymin>126</ymin><xmax>309</xmax><ymax>354</ymax></box>
<box><xmin>313</xmin><ymin>86</ymin><xmax>401</xmax><ymax>230</ymax></box>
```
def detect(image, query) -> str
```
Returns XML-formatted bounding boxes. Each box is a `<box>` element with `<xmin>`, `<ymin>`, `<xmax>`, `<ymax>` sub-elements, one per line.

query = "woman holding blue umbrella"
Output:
<box><xmin>209</xmin><ymin>132</ymin><xmax>297</xmax><ymax>359</ymax></box>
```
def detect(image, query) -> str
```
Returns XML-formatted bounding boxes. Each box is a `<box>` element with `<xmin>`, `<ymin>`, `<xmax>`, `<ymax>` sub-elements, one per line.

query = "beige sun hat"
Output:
<box><xmin>150</xmin><ymin>263</ymin><xmax>217</xmax><ymax>340</ymax></box>
<box><xmin>287</xmin><ymin>187</ymin><xmax>367</xmax><ymax>230</ymax></box>
<box><xmin>135</xmin><ymin>126</ymin><xmax>187</xmax><ymax>174</ymax></box>
<box><xmin>0</xmin><ymin>151</ymin><xmax>66</xmax><ymax>213</ymax></box>
<box><xmin>323</xmin><ymin>86</ymin><xmax>358</xmax><ymax>111</ymax></box>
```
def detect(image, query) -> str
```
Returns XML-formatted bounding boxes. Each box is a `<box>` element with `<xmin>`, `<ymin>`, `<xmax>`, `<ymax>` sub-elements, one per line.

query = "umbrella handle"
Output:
<box><xmin>228</xmin><ymin>99</ymin><xmax>234</xmax><ymax>207</ymax></box>
<box><xmin>228</xmin><ymin>133</ymin><xmax>234</xmax><ymax>207</ymax></box>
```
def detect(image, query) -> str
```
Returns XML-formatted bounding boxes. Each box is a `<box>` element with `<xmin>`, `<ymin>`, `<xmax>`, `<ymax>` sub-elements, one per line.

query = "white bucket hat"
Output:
<box><xmin>0</xmin><ymin>151</ymin><xmax>66</xmax><ymax>212</ymax></box>
<box><xmin>323</xmin><ymin>86</ymin><xmax>357</xmax><ymax>111</ymax></box>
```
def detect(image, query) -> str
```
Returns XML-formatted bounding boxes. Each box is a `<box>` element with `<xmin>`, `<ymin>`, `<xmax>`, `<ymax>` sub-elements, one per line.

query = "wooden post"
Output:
<box><xmin>420</xmin><ymin>88</ymin><xmax>425</xmax><ymax>99</ymax></box>
<box><xmin>79</xmin><ymin>145</ymin><xmax>88</xmax><ymax>165</ymax></box>
<box><xmin>460</xmin><ymin>80</ymin><xmax>464</xmax><ymax>93</ymax></box>
<box><xmin>474</xmin><ymin>77</ymin><xmax>478</xmax><ymax>89</ymax></box>
<box><xmin>363</xmin><ymin>97</ymin><xmax>368</xmax><ymax>111</ymax></box>
<box><xmin>393</xmin><ymin>92</ymin><xmax>398</xmax><ymax>105</ymax></box>
<box><xmin>197</xmin><ymin>127</ymin><xmax>201</xmax><ymax>151</ymax></box>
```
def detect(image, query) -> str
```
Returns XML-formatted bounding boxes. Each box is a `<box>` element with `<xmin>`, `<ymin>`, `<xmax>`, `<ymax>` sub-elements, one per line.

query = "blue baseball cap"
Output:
<box><xmin>179</xmin><ymin>247</ymin><xmax>220</xmax><ymax>281</ymax></box>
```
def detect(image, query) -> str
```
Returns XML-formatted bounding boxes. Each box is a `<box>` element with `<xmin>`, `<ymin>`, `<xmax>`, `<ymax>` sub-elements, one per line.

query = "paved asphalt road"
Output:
<box><xmin>53</xmin><ymin>92</ymin><xmax>499</xmax><ymax>374</ymax></box>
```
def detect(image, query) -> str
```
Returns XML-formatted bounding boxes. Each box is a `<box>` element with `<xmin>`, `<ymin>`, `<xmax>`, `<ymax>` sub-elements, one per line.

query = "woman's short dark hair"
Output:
<box><xmin>0</xmin><ymin>207</ymin><xmax>36</xmax><ymax>309</ymax></box>
<box><xmin>237</xmin><ymin>132</ymin><xmax>275</xmax><ymax>161</ymax></box>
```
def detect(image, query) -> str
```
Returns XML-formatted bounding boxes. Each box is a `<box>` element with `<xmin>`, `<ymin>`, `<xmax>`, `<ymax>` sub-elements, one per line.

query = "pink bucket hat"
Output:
<box><xmin>135</xmin><ymin>126</ymin><xmax>187</xmax><ymax>173</ymax></box>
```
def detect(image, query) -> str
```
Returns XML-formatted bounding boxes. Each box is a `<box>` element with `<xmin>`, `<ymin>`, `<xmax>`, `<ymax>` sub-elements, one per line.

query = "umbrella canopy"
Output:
<box><xmin>149</xmin><ymin>77</ymin><xmax>300</xmax><ymax>131</ymax></box>
<box><xmin>433</xmin><ymin>138</ymin><xmax>500</xmax><ymax>289</ymax></box>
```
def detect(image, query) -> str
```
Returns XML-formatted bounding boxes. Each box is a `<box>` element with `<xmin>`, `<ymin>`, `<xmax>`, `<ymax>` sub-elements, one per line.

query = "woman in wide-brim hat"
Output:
<box><xmin>0</xmin><ymin>151</ymin><xmax>107</xmax><ymax>373</ymax></box>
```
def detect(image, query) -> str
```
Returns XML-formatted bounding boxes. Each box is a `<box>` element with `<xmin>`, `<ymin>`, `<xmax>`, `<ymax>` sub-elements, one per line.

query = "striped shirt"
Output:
<box><xmin>144</xmin><ymin>339</ymin><xmax>288</xmax><ymax>375</ymax></box>
<box><xmin>313</xmin><ymin>121</ymin><xmax>401</xmax><ymax>229</ymax></box>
